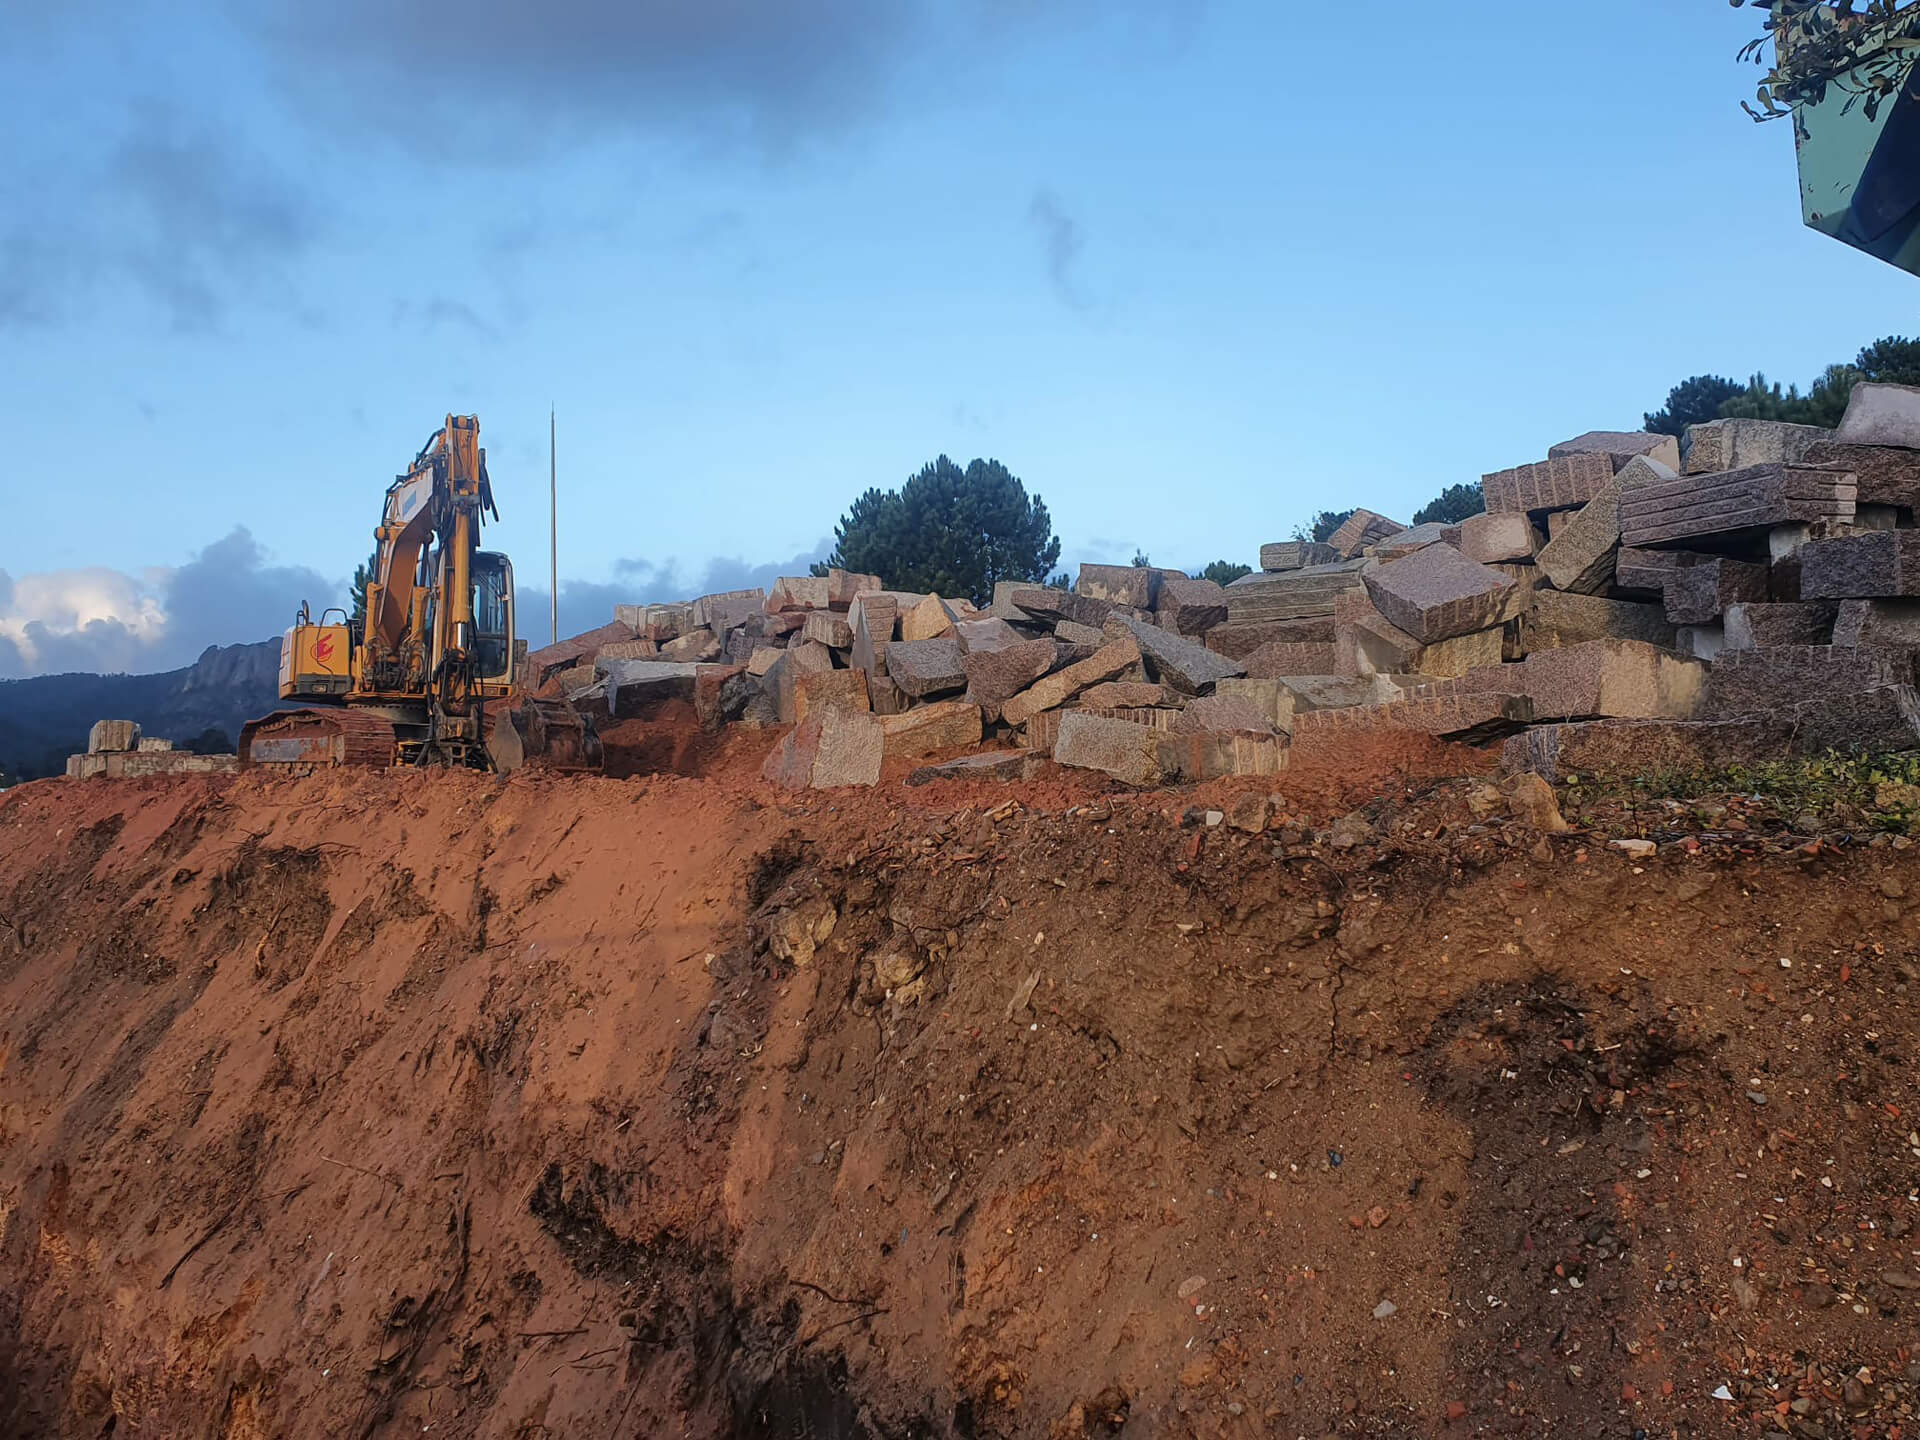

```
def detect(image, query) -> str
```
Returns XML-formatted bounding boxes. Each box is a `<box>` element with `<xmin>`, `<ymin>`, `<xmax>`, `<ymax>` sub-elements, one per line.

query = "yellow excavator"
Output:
<box><xmin>238</xmin><ymin>414</ymin><xmax>602</xmax><ymax>774</ymax></box>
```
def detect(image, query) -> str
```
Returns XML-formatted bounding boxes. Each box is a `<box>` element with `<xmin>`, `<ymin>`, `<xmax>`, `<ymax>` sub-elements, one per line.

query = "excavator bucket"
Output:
<box><xmin>485</xmin><ymin>697</ymin><xmax>604</xmax><ymax>775</ymax></box>
<box><xmin>239</xmin><ymin>708</ymin><xmax>397</xmax><ymax>771</ymax></box>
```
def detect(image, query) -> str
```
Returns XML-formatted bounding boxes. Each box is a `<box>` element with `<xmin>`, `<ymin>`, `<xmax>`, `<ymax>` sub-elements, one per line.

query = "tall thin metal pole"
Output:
<box><xmin>549</xmin><ymin>407</ymin><xmax>558</xmax><ymax>645</ymax></box>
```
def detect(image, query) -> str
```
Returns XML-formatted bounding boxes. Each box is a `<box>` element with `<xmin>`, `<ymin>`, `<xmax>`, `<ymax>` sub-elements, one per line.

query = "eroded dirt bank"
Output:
<box><xmin>2</xmin><ymin>761</ymin><xmax>1919</xmax><ymax>1438</ymax></box>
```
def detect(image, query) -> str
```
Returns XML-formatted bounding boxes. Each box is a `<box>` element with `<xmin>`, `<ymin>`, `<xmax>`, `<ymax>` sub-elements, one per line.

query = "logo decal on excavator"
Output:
<box><xmin>313</xmin><ymin>633</ymin><xmax>337</xmax><ymax>665</ymax></box>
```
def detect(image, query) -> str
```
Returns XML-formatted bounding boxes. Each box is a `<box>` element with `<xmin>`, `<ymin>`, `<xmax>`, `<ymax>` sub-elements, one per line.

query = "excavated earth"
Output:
<box><xmin>3</xmin><ymin>720</ymin><xmax>1920</xmax><ymax>1439</ymax></box>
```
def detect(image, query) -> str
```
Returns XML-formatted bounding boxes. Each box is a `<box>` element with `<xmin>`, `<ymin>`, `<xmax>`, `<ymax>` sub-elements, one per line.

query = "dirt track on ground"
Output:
<box><xmin>3</xmin><ymin>733</ymin><xmax>1920</xmax><ymax>1438</ymax></box>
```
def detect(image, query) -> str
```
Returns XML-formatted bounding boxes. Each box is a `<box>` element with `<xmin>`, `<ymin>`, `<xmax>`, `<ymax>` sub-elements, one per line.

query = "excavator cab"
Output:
<box><xmin>473</xmin><ymin>551</ymin><xmax>514</xmax><ymax>683</ymax></box>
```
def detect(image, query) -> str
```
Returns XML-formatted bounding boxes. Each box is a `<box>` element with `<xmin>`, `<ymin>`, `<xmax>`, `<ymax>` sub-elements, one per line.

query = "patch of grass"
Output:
<box><xmin>1562</xmin><ymin>751</ymin><xmax>1920</xmax><ymax>834</ymax></box>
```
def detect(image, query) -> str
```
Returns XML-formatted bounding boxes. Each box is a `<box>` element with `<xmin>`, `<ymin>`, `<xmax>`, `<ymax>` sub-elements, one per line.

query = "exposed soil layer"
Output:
<box><xmin>2</xmin><ymin>745</ymin><xmax>1919</xmax><ymax>1438</ymax></box>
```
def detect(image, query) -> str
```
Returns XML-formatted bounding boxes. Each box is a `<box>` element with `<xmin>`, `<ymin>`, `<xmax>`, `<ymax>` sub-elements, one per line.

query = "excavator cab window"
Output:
<box><xmin>474</xmin><ymin>551</ymin><xmax>515</xmax><ymax>683</ymax></box>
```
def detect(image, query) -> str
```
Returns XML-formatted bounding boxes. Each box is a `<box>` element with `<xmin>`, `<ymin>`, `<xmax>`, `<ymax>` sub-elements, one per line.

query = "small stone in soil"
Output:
<box><xmin>1372</xmin><ymin>1299</ymin><xmax>1397</xmax><ymax>1319</ymax></box>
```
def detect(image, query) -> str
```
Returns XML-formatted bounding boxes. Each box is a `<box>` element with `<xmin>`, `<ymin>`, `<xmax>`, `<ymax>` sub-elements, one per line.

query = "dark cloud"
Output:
<box><xmin>162</xmin><ymin>528</ymin><xmax>339</xmax><ymax>653</ymax></box>
<box><xmin>1027</xmin><ymin>190</ymin><xmax>1089</xmax><ymax>310</ymax></box>
<box><xmin>516</xmin><ymin>540</ymin><xmax>833</xmax><ymax>642</ymax></box>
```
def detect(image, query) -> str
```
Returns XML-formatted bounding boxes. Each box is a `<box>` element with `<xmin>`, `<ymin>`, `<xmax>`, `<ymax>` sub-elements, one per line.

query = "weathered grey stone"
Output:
<box><xmin>1054</xmin><ymin>619</ymin><xmax>1106</xmax><ymax>646</ymax></box>
<box><xmin>1326</xmin><ymin>509</ymin><xmax>1406</xmax><ymax>558</ymax></box>
<box><xmin>952</xmin><ymin>616</ymin><xmax>1023</xmax><ymax>654</ymax></box>
<box><xmin>1107</xmin><ymin>614</ymin><xmax>1245</xmax><ymax>694</ymax></box>
<box><xmin>878</xmin><ymin>699</ymin><xmax>983</xmax><ymax>758</ymax></box>
<box><xmin>692</xmin><ymin>588</ymin><xmax>766</xmax><ymax>633</ymax></box>
<box><xmin>1204</xmin><ymin>616</ymin><xmax>1336</xmax><ymax>658</ymax></box>
<box><xmin>1223</xmin><ymin>561</ymin><xmax>1369</xmax><ymax>623</ymax></box>
<box><xmin>1172</xmin><ymin>694</ymin><xmax>1276</xmax><ymax>735</ymax></box>
<box><xmin>1549</xmin><ymin>430</ymin><xmax>1682</xmax><ymax>472</ymax></box>
<box><xmin>601</xmin><ymin>660</ymin><xmax>702</xmax><ymax>717</ymax></box>
<box><xmin>1483</xmin><ymin>452</ymin><xmax>1615</xmax><ymax>514</ymax></box>
<box><xmin>1521</xmin><ymin>591</ymin><xmax>1677</xmax><ymax>652</ymax></box>
<box><xmin>1535</xmin><ymin>456</ymin><xmax>1671</xmax><ymax>594</ymax></box>
<box><xmin>1213</xmin><ymin>677</ymin><xmax>1296</xmax><ymax>733</ymax></box>
<box><xmin>1802</xmin><ymin>529</ymin><xmax>1920</xmax><ymax>599</ymax></box>
<box><xmin>1002</xmin><ymin>637</ymin><xmax>1143</xmax><ymax>727</ymax></box>
<box><xmin>1362</xmin><ymin>544</ymin><xmax>1516</xmax><ymax>644</ymax></box>
<box><xmin>1259</xmin><ymin>541</ymin><xmax>1339</xmax><ymax>572</ymax></box>
<box><xmin>886</xmin><ymin>636</ymin><xmax>968</xmax><ymax>698</ymax></box>
<box><xmin>866</xmin><ymin>670</ymin><xmax>910</xmax><ymax>716</ymax></box>
<box><xmin>763</xmin><ymin>708</ymin><xmax>884</xmax><ymax>789</ymax></box>
<box><xmin>660</xmin><ymin>626</ymin><xmax>722</xmax><ymax>662</ymax></box>
<box><xmin>963</xmin><ymin>637</ymin><xmax>1057</xmax><ymax>721</ymax></box>
<box><xmin>1459</xmin><ymin>511</ymin><xmax>1540</xmax><ymax>564</ymax></box>
<box><xmin>1682</xmin><ymin>418</ymin><xmax>1831</xmax><ymax>475</ymax></box>
<box><xmin>1614</xmin><ymin>546</ymin><xmax>1716</xmax><ymax>595</ymax></box>
<box><xmin>1052</xmin><ymin>712</ymin><xmax>1174</xmax><ymax>786</ymax></box>
<box><xmin>1292</xmin><ymin>692</ymin><xmax>1534</xmax><ymax>744</ymax></box>
<box><xmin>1076</xmin><ymin>563</ymin><xmax>1159</xmax><ymax>608</ymax></box>
<box><xmin>596</xmin><ymin>637</ymin><xmax>660</xmax><ymax>663</ymax></box>
<box><xmin>1156</xmin><ymin>573</ymin><xmax>1230</xmax><ymax>634</ymax></box>
<box><xmin>1833</xmin><ymin>598</ymin><xmax>1920</xmax><ymax>648</ymax></box>
<box><xmin>1675</xmin><ymin>624</ymin><xmax>1725</xmax><ymax>661</ymax></box>
<box><xmin>1723</xmin><ymin>602</ymin><xmax>1838</xmax><ymax>650</ymax></box>
<box><xmin>1620</xmin><ymin>463</ymin><xmax>1856</xmax><ymax>549</ymax></box>
<box><xmin>801</xmin><ymin>611</ymin><xmax>854</xmax><ymax>648</ymax></box>
<box><xmin>1009</xmin><ymin>587</ymin><xmax>1113</xmax><ymax>629</ymax></box>
<box><xmin>88</xmin><ymin>719</ymin><xmax>140</xmax><ymax>754</ymax></box>
<box><xmin>1834</xmin><ymin>382</ymin><xmax>1920</xmax><ymax>449</ymax></box>
<box><xmin>1277</xmin><ymin>674</ymin><xmax>1404</xmax><ymax>712</ymax></box>
<box><xmin>1663</xmin><ymin>558</ymin><xmax>1771</xmax><ymax>625</ymax></box>
<box><xmin>1705</xmin><ymin>645</ymin><xmax>1913</xmax><ymax>718</ymax></box>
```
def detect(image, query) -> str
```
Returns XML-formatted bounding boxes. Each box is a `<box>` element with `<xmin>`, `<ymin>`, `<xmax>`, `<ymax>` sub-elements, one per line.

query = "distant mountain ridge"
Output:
<box><xmin>0</xmin><ymin>640</ymin><xmax>284</xmax><ymax>781</ymax></box>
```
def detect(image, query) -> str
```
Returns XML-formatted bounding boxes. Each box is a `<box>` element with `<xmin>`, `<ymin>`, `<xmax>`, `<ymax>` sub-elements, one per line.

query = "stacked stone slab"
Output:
<box><xmin>1619</xmin><ymin>464</ymin><xmax>1857</xmax><ymax>548</ymax></box>
<box><xmin>1483</xmin><ymin>453</ymin><xmax>1615</xmax><ymax>515</ymax></box>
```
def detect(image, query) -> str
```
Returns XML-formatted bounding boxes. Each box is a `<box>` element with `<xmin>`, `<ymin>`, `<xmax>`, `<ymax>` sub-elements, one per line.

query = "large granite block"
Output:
<box><xmin>878</xmin><ymin>700</ymin><xmax>983</xmax><ymax>758</ymax></box>
<box><xmin>1549</xmin><ymin>430</ymin><xmax>1682</xmax><ymax>472</ymax></box>
<box><xmin>825</xmin><ymin>569</ymin><xmax>885</xmax><ymax>608</ymax></box>
<box><xmin>1214</xmin><ymin>677</ymin><xmax>1296</xmax><ymax>732</ymax></box>
<box><xmin>766</xmin><ymin>576</ymin><xmax>832</xmax><ymax>613</ymax></box>
<box><xmin>1002</xmin><ymin>637</ymin><xmax>1142</xmax><ymax>726</ymax></box>
<box><xmin>1009</xmin><ymin>587</ymin><xmax>1113</xmax><ymax>629</ymax></box>
<box><xmin>1107</xmin><ymin>614</ymin><xmax>1245</xmax><ymax>694</ymax></box>
<box><xmin>1723</xmin><ymin>602</ymin><xmax>1838</xmax><ymax>650</ymax></box>
<box><xmin>1619</xmin><ymin>463</ymin><xmax>1856</xmax><ymax>549</ymax></box>
<box><xmin>963</xmin><ymin>637</ymin><xmax>1057</xmax><ymax>721</ymax></box>
<box><xmin>1370</xmin><ymin>522</ymin><xmax>1458</xmax><ymax>560</ymax></box>
<box><xmin>1223</xmin><ymin>561</ymin><xmax>1368</xmax><ymax>623</ymax></box>
<box><xmin>1158</xmin><ymin>729</ymin><xmax>1290</xmax><ymax>779</ymax></box>
<box><xmin>1535</xmin><ymin>456</ymin><xmax>1671</xmax><ymax>594</ymax></box>
<box><xmin>900</xmin><ymin>593</ymin><xmax>960</xmax><ymax>642</ymax></box>
<box><xmin>1662</xmin><ymin>558</ymin><xmax>1770</xmax><ymax>625</ymax></box>
<box><xmin>1704</xmin><ymin>645</ymin><xmax>1912</xmax><ymax>718</ymax></box>
<box><xmin>1802</xmin><ymin>530</ymin><xmax>1920</xmax><ymax>599</ymax></box>
<box><xmin>794</xmin><ymin>666</ymin><xmax>871</xmax><ymax>722</ymax></box>
<box><xmin>1292</xmin><ymin>692</ymin><xmax>1534</xmax><ymax>743</ymax></box>
<box><xmin>1519</xmin><ymin>638</ymin><xmax>1705</xmax><ymax>719</ymax></box>
<box><xmin>850</xmin><ymin>592</ymin><xmax>899</xmax><ymax>676</ymax></box>
<box><xmin>1259</xmin><ymin>541</ymin><xmax>1339</xmax><ymax>572</ymax></box>
<box><xmin>1483</xmin><ymin>452</ymin><xmax>1614</xmax><ymax>514</ymax></box>
<box><xmin>886</xmin><ymin>636</ymin><xmax>968</xmax><ymax>697</ymax></box>
<box><xmin>692</xmin><ymin>588</ymin><xmax>767</xmax><ymax>633</ymax></box>
<box><xmin>1052</xmin><ymin>712</ymin><xmax>1174</xmax><ymax>786</ymax></box>
<box><xmin>1204</xmin><ymin>618</ymin><xmax>1336</xmax><ymax>658</ymax></box>
<box><xmin>1520</xmin><ymin>591</ymin><xmax>1677</xmax><ymax>652</ymax></box>
<box><xmin>1326</xmin><ymin>509</ymin><xmax>1406</xmax><ymax>558</ymax></box>
<box><xmin>802</xmin><ymin>611</ymin><xmax>854</xmax><ymax>648</ymax></box>
<box><xmin>1834</xmin><ymin>598</ymin><xmax>1920</xmax><ymax>648</ymax></box>
<box><xmin>1803</xmin><ymin>439</ymin><xmax>1920</xmax><ymax>510</ymax></box>
<box><xmin>1076</xmin><ymin>563</ymin><xmax>1159</xmax><ymax>608</ymax></box>
<box><xmin>1362</xmin><ymin>544</ymin><xmax>1517</xmax><ymax>644</ymax></box>
<box><xmin>1156</xmin><ymin>574</ymin><xmax>1230</xmax><ymax>634</ymax></box>
<box><xmin>1278</xmin><ymin>674</ymin><xmax>1404</xmax><ymax>712</ymax></box>
<box><xmin>1682</xmin><ymin>418</ymin><xmax>1830</xmax><ymax>475</ymax></box>
<box><xmin>1459</xmin><ymin>511</ymin><xmax>1540</xmax><ymax>564</ymax></box>
<box><xmin>1834</xmin><ymin>382</ymin><xmax>1920</xmax><ymax>449</ymax></box>
<box><xmin>601</xmin><ymin>660</ymin><xmax>701</xmax><ymax>717</ymax></box>
<box><xmin>763</xmin><ymin>708</ymin><xmax>883</xmax><ymax>789</ymax></box>
<box><xmin>1172</xmin><ymin>693</ymin><xmax>1278</xmax><ymax>735</ymax></box>
<box><xmin>1333</xmin><ymin>588</ymin><xmax>1424</xmax><ymax>677</ymax></box>
<box><xmin>1614</xmin><ymin>546</ymin><xmax>1716</xmax><ymax>595</ymax></box>
<box><xmin>1245</xmin><ymin>640</ymin><xmax>1339</xmax><ymax>678</ymax></box>
<box><xmin>952</xmin><ymin>616</ymin><xmax>1023</xmax><ymax>654</ymax></box>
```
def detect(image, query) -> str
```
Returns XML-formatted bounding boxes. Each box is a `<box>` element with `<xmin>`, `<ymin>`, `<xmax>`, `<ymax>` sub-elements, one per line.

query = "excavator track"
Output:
<box><xmin>238</xmin><ymin>708</ymin><xmax>398</xmax><ymax>772</ymax></box>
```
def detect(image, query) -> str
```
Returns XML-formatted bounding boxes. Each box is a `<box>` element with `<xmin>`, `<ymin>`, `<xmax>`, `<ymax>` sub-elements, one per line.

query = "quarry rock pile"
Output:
<box><xmin>525</xmin><ymin>383</ymin><xmax>1920</xmax><ymax>789</ymax></box>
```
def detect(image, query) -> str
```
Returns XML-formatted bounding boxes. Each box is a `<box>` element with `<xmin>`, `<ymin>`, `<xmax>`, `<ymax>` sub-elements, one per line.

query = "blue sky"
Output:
<box><xmin>2</xmin><ymin>0</ymin><xmax>1914</xmax><ymax>676</ymax></box>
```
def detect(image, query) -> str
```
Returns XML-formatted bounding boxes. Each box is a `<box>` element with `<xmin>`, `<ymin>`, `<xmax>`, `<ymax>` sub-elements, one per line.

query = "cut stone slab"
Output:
<box><xmin>1723</xmin><ymin>602</ymin><xmax>1838</xmax><ymax>650</ymax></box>
<box><xmin>801</xmin><ymin>611</ymin><xmax>854</xmax><ymax>648</ymax></box>
<box><xmin>1833</xmin><ymin>598</ymin><xmax>1920</xmax><ymax>648</ymax></box>
<box><xmin>952</xmin><ymin>615</ymin><xmax>1023</xmax><ymax>654</ymax></box>
<box><xmin>1363</xmin><ymin>544</ymin><xmax>1517</xmax><ymax>644</ymax></box>
<box><xmin>963</xmin><ymin>637</ymin><xmax>1058</xmax><ymax>721</ymax></box>
<box><xmin>1802</xmin><ymin>530</ymin><xmax>1920</xmax><ymax>599</ymax></box>
<box><xmin>1009</xmin><ymin>587</ymin><xmax>1113</xmax><ymax>629</ymax></box>
<box><xmin>906</xmin><ymin>751</ymin><xmax>1036</xmax><ymax>786</ymax></box>
<box><xmin>1158</xmin><ymin>730</ymin><xmax>1290</xmax><ymax>779</ymax></box>
<box><xmin>1079</xmin><ymin>681</ymin><xmax>1184</xmax><ymax>710</ymax></box>
<box><xmin>1521</xmin><ymin>591</ymin><xmax>1678</xmax><ymax>653</ymax></box>
<box><xmin>1834</xmin><ymin>382</ymin><xmax>1920</xmax><ymax>449</ymax></box>
<box><xmin>766</xmin><ymin>576</ymin><xmax>833</xmax><ymax>613</ymax></box>
<box><xmin>1245</xmin><ymin>640</ymin><xmax>1339</xmax><ymax>678</ymax></box>
<box><xmin>1614</xmin><ymin>546</ymin><xmax>1716</xmax><ymax>595</ymax></box>
<box><xmin>1459</xmin><ymin>511</ymin><xmax>1541</xmax><ymax>564</ymax></box>
<box><xmin>747</xmin><ymin>646</ymin><xmax>785</xmax><ymax>677</ymax></box>
<box><xmin>1801</xmin><ymin>440</ymin><xmax>1920</xmax><ymax>510</ymax></box>
<box><xmin>1663</xmin><ymin>558</ymin><xmax>1771</xmax><ymax>625</ymax></box>
<box><xmin>602</xmin><ymin>660</ymin><xmax>702</xmax><ymax>717</ymax></box>
<box><xmin>763</xmin><ymin>708</ymin><xmax>884</xmax><ymax>790</ymax></box>
<box><xmin>1172</xmin><ymin>694</ymin><xmax>1276</xmax><ymax>735</ymax></box>
<box><xmin>1022</xmin><ymin>705</ymin><xmax>1177</xmax><ymax>756</ymax></box>
<box><xmin>1406</xmin><ymin>639</ymin><xmax>1706</xmax><ymax>720</ymax></box>
<box><xmin>1076</xmin><ymin>563</ymin><xmax>1160</xmax><ymax>608</ymax></box>
<box><xmin>1107</xmin><ymin>614</ymin><xmax>1246</xmax><ymax>694</ymax></box>
<box><xmin>1536</xmin><ymin>456</ymin><xmax>1671</xmax><ymax>594</ymax></box>
<box><xmin>1293</xmin><ymin>692</ymin><xmax>1534</xmax><ymax>744</ymax></box>
<box><xmin>1054</xmin><ymin>619</ymin><xmax>1106</xmax><ymax>646</ymax></box>
<box><xmin>1506</xmin><ymin>685</ymin><xmax>1920</xmax><ymax>781</ymax></box>
<box><xmin>825</xmin><ymin>569</ymin><xmax>885</xmax><ymax>608</ymax></box>
<box><xmin>1482</xmin><ymin>452</ymin><xmax>1615</xmax><ymax>514</ymax></box>
<box><xmin>659</xmin><ymin>627</ymin><xmax>721</xmax><ymax>663</ymax></box>
<box><xmin>1369</xmin><ymin>521</ymin><xmax>1458</xmax><ymax>560</ymax></box>
<box><xmin>850</xmin><ymin>593</ymin><xmax>898</xmax><ymax>676</ymax></box>
<box><xmin>1682</xmin><ymin>418</ymin><xmax>1831</xmax><ymax>475</ymax></box>
<box><xmin>886</xmin><ymin>636</ymin><xmax>968</xmax><ymax>698</ymax></box>
<box><xmin>693</xmin><ymin>588</ymin><xmax>766</xmax><ymax>633</ymax></box>
<box><xmin>1334</xmin><ymin>588</ymin><xmax>1424</xmax><ymax>677</ymax></box>
<box><xmin>1278</xmin><ymin>674</ymin><xmax>1404</xmax><ymax>712</ymax></box>
<box><xmin>596</xmin><ymin>637</ymin><xmax>660</xmax><ymax>663</ymax></box>
<box><xmin>1549</xmin><ymin>430</ymin><xmax>1683</xmax><ymax>472</ymax></box>
<box><xmin>1620</xmin><ymin>462</ymin><xmax>1856</xmax><ymax>549</ymax></box>
<box><xmin>1205</xmin><ymin>616</ymin><xmax>1336</xmax><ymax>658</ymax></box>
<box><xmin>1213</xmin><ymin>677</ymin><xmax>1296</xmax><ymax>733</ymax></box>
<box><xmin>1156</xmin><ymin>574</ymin><xmax>1230</xmax><ymax>635</ymax></box>
<box><xmin>900</xmin><ymin>593</ymin><xmax>960</xmax><ymax>642</ymax></box>
<box><xmin>867</xmin><ymin>670</ymin><xmax>910</xmax><ymax>716</ymax></box>
<box><xmin>1415</xmin><ymin>626</ymin><xmax>1511</xmax><ymax>679</ymax></box>
<box><xmin>794</xmin><ymin>666</ymin><xmax>870</xmax><ymax>722</ymax></box>
<box><xmin>1259</xmin><ymin>541</ymin><xmax>1339</xmax><ymax>571</ymax></box>
<box><xmin>1326</xmin><ymin>508</ymin><xmax>1406</xmax><ymax>558</ymax></box>
<box><xmin>1002</xmin><ymin>637</ymin><xmax>1143</xmax><ymax>727</ymax></box>
<box><xmin>1705</xmin><ymin>645</ymin><xmax>1914</xmax><ymax>718</ymax></box>
<box><xmin>1053</xmin><ymin>712</ymin><xmax>1174</xmax><ymax>786</ymax></box>
<box><xmin>1224</xmin><ymin>561</ymin><xmax>1369</xmax><ymax>624</ymax></box>
<box><xmin>1545</xmin><ymin>511</ymin><xmax>1574</xmax><ymax>540</ymax></box>
<box><xmin>878</xmin><ymin>699</ymin><xmax>983</xmax><ymax>758</ymax></box>
<box><xmin>88</xmin><ymin>719</ymin><xmax>140</xmax><ymax>754</ymax></box>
